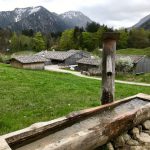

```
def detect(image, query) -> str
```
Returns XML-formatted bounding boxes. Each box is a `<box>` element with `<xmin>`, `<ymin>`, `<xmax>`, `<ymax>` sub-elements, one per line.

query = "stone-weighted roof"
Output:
<box><xmin>11</xmin><ymin>55</ymin><xmax>48</xmax><ymax>64</ymax></box>
<box><xmin>77</xmin><ymin>57</ymin><xmax>101</xmax><ymax>66</ymax></box>
<box><xmin>36</xmin><ymin>50</ymin><xmax>90</xmax><ymax>61</ymax></box>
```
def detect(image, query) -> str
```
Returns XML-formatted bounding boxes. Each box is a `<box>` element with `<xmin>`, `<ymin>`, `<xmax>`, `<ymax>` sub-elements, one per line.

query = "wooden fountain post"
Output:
<box><xmin>101</xmin><ymin>32</ymin><xmax>119</xmax><ymax>105</ymax></box>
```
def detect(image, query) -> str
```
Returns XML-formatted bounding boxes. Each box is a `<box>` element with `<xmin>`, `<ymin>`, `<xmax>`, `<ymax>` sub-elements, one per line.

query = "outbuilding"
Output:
<box><xmin>10</xmin><ymin>55</ymin><xmax>48</xmax><ymax>70</ymax></box>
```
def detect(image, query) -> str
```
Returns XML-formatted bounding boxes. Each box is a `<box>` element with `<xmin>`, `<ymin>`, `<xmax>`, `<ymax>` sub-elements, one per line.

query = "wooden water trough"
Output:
<box><xmin>1</xmin><ymin>93</ymin><xmax>150</xmax><ymax>150</ymax></box>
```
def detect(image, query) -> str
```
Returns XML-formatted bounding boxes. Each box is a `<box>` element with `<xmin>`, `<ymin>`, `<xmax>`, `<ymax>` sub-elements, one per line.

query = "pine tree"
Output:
<box><xmin>32</xmin><ymin>32</ymin><xmax>46</xmax><ymax>52</ymax></box>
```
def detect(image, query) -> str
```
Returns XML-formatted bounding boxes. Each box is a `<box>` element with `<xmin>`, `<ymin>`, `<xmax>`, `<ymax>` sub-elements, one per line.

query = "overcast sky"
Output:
<box><xmin>0</xmin><ymin>0</ymin><xmax>150</xmax><ymax>28</ymax></box>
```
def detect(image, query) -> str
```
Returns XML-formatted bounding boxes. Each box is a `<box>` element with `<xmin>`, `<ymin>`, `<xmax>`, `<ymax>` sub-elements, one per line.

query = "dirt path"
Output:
<box><xmin>45</xmin><ymin>65</ymin><xmax>150</xmax><ymax>87</ymax></box>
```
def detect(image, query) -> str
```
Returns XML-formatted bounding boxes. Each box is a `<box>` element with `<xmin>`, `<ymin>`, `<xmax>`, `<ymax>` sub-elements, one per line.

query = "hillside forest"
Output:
<box><xmin>0</xmin><ymin>22</ymin><xmax>150</xmax><ymax>53</ymax></box>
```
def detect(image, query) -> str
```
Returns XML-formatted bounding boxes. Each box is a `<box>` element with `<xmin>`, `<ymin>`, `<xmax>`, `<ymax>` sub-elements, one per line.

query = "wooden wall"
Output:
<box><xmin>135</xmin><ymin>57</ymin><xmax>150</xmax><ymax>74</ymax></box>
<box><xmin>23</xmin><ymin>63</ymin><xmax>45</xmax><ymax>70</ymax></box>
<box><xmin>78</xmin><ymin>63</ymin><xmax>99</xmax><ymax>71</ymax></box>
<box><xmin>11</xmin><ymin>60</ymin><xmax>45</xmax><ymax>70</ymax></box>
<box><xmin>11</xmin><ymin>60</ymin><xmax>23</xmax><ymax>68</ymax></box>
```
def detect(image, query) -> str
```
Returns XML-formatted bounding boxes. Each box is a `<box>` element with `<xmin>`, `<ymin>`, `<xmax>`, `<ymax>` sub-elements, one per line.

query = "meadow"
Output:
<box><xmin>0</xmin><ymin>63</ymin><xmax>150</xmax><ymax>135</ymax></box>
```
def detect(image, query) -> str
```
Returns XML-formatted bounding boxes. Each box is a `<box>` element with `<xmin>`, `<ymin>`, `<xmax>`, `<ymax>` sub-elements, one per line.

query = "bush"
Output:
<box><xmin>116</xmin><ymin>57</ymin><xmax>134</xmax><ymax>73</ymax></box>
<box><xmin>0</xmin><ymin>54</ymin><xmax>11</xmax><ymax>64</ymax></box>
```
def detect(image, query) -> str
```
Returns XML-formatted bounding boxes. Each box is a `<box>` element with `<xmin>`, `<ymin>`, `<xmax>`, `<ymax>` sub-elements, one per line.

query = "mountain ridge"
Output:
<box><xmin>0</xmin><ymin>6</ymin><xmax>92</xmax><ymax>33</ymax></box>
<box><xmin>133</xmin><ymin>13</ymin><xmax>150</xmax><ymax>30</ymax></box>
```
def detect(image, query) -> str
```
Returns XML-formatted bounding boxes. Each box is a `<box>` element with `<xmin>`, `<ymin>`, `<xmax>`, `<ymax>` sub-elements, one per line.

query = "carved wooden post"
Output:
<box><xmin>101</xmin><ymin>32</ymin><xmax>119</xmax><ymax>105</ymax></box>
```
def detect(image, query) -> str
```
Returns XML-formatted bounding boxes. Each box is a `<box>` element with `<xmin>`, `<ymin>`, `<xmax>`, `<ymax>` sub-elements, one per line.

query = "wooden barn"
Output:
<box><xmin>36</xmin><ymin>50</ymin><xmax>91</xmax><ymax>66</ymax></box>
<box><xmin>10</xmin><ymin>55</ymin><xmax>48</xmax><ymax>70</ymax></box>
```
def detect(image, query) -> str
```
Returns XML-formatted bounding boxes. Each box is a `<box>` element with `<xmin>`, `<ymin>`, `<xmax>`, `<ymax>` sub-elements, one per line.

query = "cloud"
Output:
<box><xmin>0</xmin><ymin>0</ymin><xmax>149</xmax><ymax>28</ymax></box>
<box><xmin>80</xmin><ymin>0</ymin><xmax>150</xmax><ymax>28</ymax></box>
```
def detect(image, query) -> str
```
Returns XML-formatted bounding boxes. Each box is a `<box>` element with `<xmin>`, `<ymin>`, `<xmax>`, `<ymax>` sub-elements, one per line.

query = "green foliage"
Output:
<box><xmin>73</xmin><ymin>26</ymin><xmax>83</xmax><ymax>49</ymax></box>
<box><xmin>10</xmin><ymin>33</ymin><xmax>33</xmax><ymax>52</ymax></box>
<box><xmin>0</xmin><ymin>28</ymin><xmax>12</xmax><ymax>51</ymax></box>
<box><xmin>22</xmin><ymin>29</ymin><xmax>34</xmax><ymax>37</ymax></box>
<box><xmin>118</xmin><ymin>29</ymin><xmax>128</xmax><ymax>49</ymax></box>
<box><xmin>96</xmin><ymin>26</ymin><xmax>109</xmax><ymax>48</ymax></box>
<box><xmin>0</xmin><ymin>54</ymin><xmax>11</xmax><ymax>63</ymax></box>
<box><xmin>59</xmin><ymin>29</ymin><xmax>76</xmax><ymax>50</ymax></box>
<box><xmin>1</xmin><ymin>25</ymin><xmax>150</xmax><ymax>53</ymax></box>
<box><xmin>10</xmin><ymin>33</ymin><xmax>18</xmax><ymax>51</ymax></box>
<box><xmin>44</xmin><ymin>33</ymin><xmax>53</xmax><ymax>50</ymax></box>
<box><xmin>128</xmin><ymin>28</ymin><xmax>150</xmax><ymax>48</ymax></box>
<box><xmin>32</xmin><ymin>32</ymin><xmax>46</xmax><ymax>52</ymax></box>
<box><xmin>59</xmin><ymin>24</ymin><xmax>115</xmax><ymax>52</ymax></box>
<box><xmin>86</xmin><ymin>22</ymin><xmax>100</xmax><ymax>33</ymax></box>
<box><xmin>82</xmin><ymin>32</ymin><xmax>99</xmax><ymax>51</ymax></box>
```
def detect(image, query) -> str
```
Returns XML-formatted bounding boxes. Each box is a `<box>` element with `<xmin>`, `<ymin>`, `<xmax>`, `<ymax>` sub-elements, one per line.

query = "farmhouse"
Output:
<box><xmin>36</xmin><ymin>50</ymin><xmax>90</xmax><ymax>66</ymax></box>
<box><xmin>10</xmin><ymin>55</ymin><xmax>48</xmax><ymax>70</ymax></box>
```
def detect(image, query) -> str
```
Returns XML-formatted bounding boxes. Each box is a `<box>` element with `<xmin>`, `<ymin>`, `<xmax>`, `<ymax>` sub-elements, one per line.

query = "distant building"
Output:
<box><xmin>77</xmin><ymin>57</ymin><xmax>101</xmax><ymax>71</ymax></box>
<box><xmin>36</xmin><ymin>50</ymin><xmax>91</xmax><ymax>66</ymax></box>
<box><xmin>10</xmin><ymin>55</ymin><xmax>48</xmax><ymax>70</ymax></box>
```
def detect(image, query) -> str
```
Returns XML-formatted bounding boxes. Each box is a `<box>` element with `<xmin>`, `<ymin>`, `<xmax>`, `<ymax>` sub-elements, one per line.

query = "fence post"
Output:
<box><xmin>101</xmin><ymin>32</ymin><xmax>119</xmax><ymax>105</ymax></box>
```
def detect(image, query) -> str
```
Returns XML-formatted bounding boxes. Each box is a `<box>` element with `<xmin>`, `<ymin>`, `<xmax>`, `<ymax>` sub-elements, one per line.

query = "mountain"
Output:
<box><xmin>59</xmin><ymin>11</ymin><xmax>92</xmax><ymax>28</ymax></box>
<box><xmin>0</xmin><ymin>6</ymin><xmax>92</xmax><ymax>33</ymax></box>
<box><xmin>133</xmin><ymin>14</ymin><xmax>150</xmax><ymax>30</ymax></box>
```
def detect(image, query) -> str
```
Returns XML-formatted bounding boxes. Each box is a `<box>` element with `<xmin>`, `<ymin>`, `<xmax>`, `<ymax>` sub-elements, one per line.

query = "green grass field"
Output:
<box><xmin>117</xmin><ymin>47</ymin><xmax>150</xmax><ymax>57</ymax></box>
<box><xmin>0</xmin><ymin>63</ymin><xmax>150</xmax><ymax>135</ymax></box>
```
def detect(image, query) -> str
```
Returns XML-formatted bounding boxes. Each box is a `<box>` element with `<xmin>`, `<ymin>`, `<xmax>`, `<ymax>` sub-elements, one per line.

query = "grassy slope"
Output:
<box><xmin>116</xmin><ymin>73</ymin><xmax>150</xmax><ymax>84</ymax></box>
<box><xmin>117</xmin><ymin>47</ymin><xmax>150</xmax><ymax>57</ymax></box>
<box><xmin>0</xmin><ymin>64</ymin><xmax>150</xmax><ymax>135</ymax></box>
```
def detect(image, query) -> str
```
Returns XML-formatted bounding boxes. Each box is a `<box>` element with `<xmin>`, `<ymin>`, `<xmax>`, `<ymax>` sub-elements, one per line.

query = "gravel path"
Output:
<box><xmin>45</xmin><ymin>65</ymin><xmax>150</xmax><ymax>87</ymax></box>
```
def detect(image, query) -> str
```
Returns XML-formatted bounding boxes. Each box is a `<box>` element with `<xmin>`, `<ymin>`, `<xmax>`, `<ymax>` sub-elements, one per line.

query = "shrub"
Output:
<box><xmin>116</xmin><ymin>57</ymin><xmax>134</xmax><ymax>73</ymax></box>
<box><xmin>0</xmin><ymin>54</ymin><xmax>11</xmax><ymax>64</ymax></box>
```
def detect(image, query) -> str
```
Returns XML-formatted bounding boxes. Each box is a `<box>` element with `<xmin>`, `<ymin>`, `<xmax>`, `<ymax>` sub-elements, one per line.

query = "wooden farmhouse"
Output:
<box><xmin>77</xmin><ymin>55</ymin><xmax>150</xmax><ymax>74</ymax></box>
<box><xmin>36</xmin><ymin>50</ymin><xmax>90</xmax><ymax>66</ymax></box>
<box><xmin>10</xmin><ymin>55</ymin><xmax>48</xmax><ymax>70</ymax></box>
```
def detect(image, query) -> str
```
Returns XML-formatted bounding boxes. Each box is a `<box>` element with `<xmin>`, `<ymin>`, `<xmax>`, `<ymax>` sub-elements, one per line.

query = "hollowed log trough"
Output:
<box><xmin>1</xmin><ymin>93</ymin><xmax>150</xmax><ymax>150</ymax></box>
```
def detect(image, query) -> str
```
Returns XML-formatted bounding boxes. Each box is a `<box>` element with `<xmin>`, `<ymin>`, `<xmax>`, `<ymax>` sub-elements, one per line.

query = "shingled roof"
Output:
<box><xmin>116</xmin><ymin>55</ymin><xmax>145</xmax><ymax>64</ymax></box>
<box><xmin>36</xmin><ymin>50</ymin><xmax>89</xmax><ymax>61</ymax></box>
<box><xmin>11</xmin><ymin>55</ymin><xmax>48</xmax><ymax>64</ymax></box>
<box><xmin>77</xmin><ymin>57</ymin><xmax>101</xmax><ymax>66</ymax></box>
